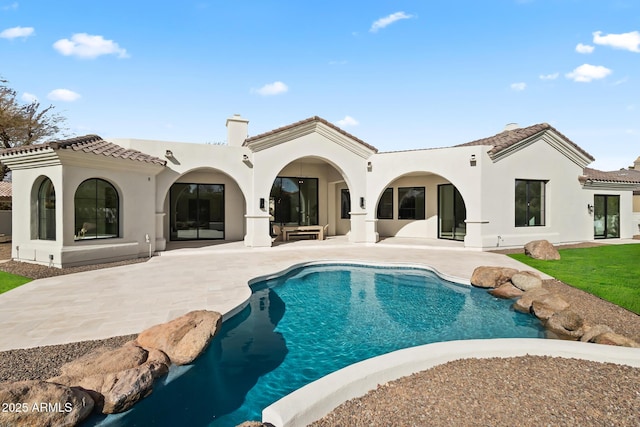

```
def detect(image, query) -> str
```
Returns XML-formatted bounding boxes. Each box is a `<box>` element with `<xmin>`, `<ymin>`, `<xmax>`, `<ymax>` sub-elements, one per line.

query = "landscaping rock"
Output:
<box><xmin>545</xmin><ymin>310</ymin><xmax>584</xmax><ymax>339</ymax></box>
<box><xmin>531</xmin><ymin>294</ymin><xmax>570</xmax><ymax>320</ymax></box>
<box><xmin>524</xmin><ymin>240</ymin><xmax>561</xmax><ymax>260</ymax></box>
<box><xmin>511</xmin><ymin>271</ymin><xmax>543</xmax><ymax>291</ymax></box>
<box><xmin>136</xmin><ymin>310</ymin><xmax>222</xmax><ymax>365</ymax></box>
<box><xmin>100</xmin><ymin>365</ymin><xmax>156</xmax><ymax>413</ymax></box>
<box><xmin>59</xmin><ymin>345</ymin><xmax>148</xmax><ymax>377</ymax></box>
<box><xmin>470</xmin><ymin>266</ymin><xmax>518</xmax><ymax>289</ymax></box>
<box><xmin>488</xmin><ymin>282</ymin><xmax>524</xmax><ymax>299</ymax></box>
<box><xmin>0</xmin><ymin>380</ymin><xmax>94</xmax><ymax>426</ymax></box>
<box><xmin>144</xmin><ymin>348</ymin><xmax>171</xmax><ymax>379</ymax></box>
<box><xmin>513</xmin><ymin>288</ymin><xmax>550</xmax><ymax>313</ymax></box>
<box><xmin>580</xmin><ymin>325</ymin><xmax>613</xmax><ymax>343</ymax></box>
<box><xmin>592</xmin><ymin>332</ymin><xmax>640</xmax><ymax>348</ymax></box>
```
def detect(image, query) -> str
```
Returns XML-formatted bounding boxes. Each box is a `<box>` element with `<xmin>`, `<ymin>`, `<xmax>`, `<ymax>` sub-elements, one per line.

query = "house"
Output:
<box><xmin>0</xmin><ymin>115</ymin><xmax>638</xmax><ymax>267</ymax></box>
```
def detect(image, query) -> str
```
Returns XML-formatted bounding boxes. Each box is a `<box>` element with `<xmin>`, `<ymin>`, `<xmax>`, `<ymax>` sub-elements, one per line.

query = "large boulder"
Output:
<box><xmin>489</xmin><ymin>282</ymin><xmax>524</xmax><ymax>299</ymax></box>
<box><xmin>470</xmin><ymin>266</ymin><xmax>518</xmax><ymax>289</ymax></box>
<box><xmin>136</xmin><ymin>310</ymin><xmax>222</xmax><ymax>365</ymax></box>
<box><xmin>531</xmin><ymin>294</ymin><xmax>570</xmax><ymax>320</ymax></box>
<box><xmin>545</xmin><ymin>310</ymin><xmax>584</xmax><ymax>339</ymax></box>
<box><xmin>100</xmin><ymin>365</ymin><xmax>156</xmax><ymax>413</ymax></box>
<box><xmin>0</xmin><ymin>380</ymin><xmax>94</xmax><ymax>426</ymax></box>
<box><xmin>524</xmin><ymin>240</ymin><xmax>561</xmax><ymax>260</ymax></box>
<box><xmin>592</xmin><ymin>332</ymin><xmax>640</xmax><ymax>348</ymax></box>
<box><xmin>513</xmin><ymin>288</ymin><xmax>550</xmax><ymax>313</ymax></box>
<box><xmin>580</xmin><ymin>324</ymin><xmax>613</xmax><ymax>343</ymax></box>
<box><xmin>59</xmin><ymin>345</ymin><xmax>148</xmax><ymax>378</ymax></box>
<box><xmin>511</xmin><ymin>271</ymin><xmax>543</xmax><ymax>291</ymax></box>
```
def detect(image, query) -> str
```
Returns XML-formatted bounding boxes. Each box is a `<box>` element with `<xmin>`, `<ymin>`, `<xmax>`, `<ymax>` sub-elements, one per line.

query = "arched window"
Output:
<box><xmin>74</xmin><ymin>178</ymin><xmax>119</xmax><ymax>240</ymax></box>
<box><xmin>38</xmin><ymin>178</ymin><xmax>56</xmax><ymax>240</ymax></box>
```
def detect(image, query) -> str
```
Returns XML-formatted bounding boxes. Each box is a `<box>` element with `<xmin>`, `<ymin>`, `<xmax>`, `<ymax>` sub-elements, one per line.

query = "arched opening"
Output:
<box><xmin>374</xmin><ymin>172</ymin><xmax>467</xmax><ymax>241</ymax></box>
<box><xmin>37</xmin><ymin>177</ymin><xmax>56</xmax><ymax>240</ymax></box>
<box><xmin>165</xmin><ymin>168</ymin><xmax>246</xmax><ymax>242</ymax></box>
<box><xmin>74</xmin><ymin>178</ymin><xmax>119</xmax><ymax>240</ymax></box>
<box><xmin>269</xmin><ymin>157</ymin><xmax>351</xmax><ymax>240</ymax></box>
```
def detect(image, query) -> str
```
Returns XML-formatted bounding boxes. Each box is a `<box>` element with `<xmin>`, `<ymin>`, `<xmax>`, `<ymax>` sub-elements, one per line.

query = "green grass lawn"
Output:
<box><xmin>0</xmin><ymin>270</ymin><xmax>32</xmax><ymax>294</ymax></box>
<box><xmin>509</xmin><ymin>244</ymin><xmax>640</xmax><ymax>314</ymax></box>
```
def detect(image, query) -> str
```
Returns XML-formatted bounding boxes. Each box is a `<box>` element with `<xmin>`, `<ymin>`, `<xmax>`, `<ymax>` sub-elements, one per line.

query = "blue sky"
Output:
<box><xmin>1</xmin><ymin>0</ymin><xmax>638</xmax><ymax>170</ymax></box>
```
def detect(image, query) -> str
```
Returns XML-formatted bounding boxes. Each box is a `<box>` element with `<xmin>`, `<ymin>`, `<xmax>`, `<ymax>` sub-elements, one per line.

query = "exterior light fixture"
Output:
<box><xmin>367</xmin><ymin>161</ymin><xmax>372</xmax><ymax>172</ymax></box>
<box><xmin>260</xmin><ymin>198</ymin><xmax>265</xmax><ymax>209</ymax></box>
<box><xmin>165</xmin><ymin>150</ymin><xmax>174</xmax><ymax>158</ymax></box>
<box><xmin>360</xmin><ymin>197</ymin><xmax>366</xmax><ymax>209</ymax></box>
<box><xmin>469</xmin><ymin>154</ymin><xmax>477</xmax><ymax>167</ymax></box>
<box><xmin>587</xmin><ymin>203</ymin><xmax>594</xmax><ymax>214</ymax></box>
<box><xmin>242</xmin><ymin>154</ymin><xmax>253</xmax><ymax>167</ymax></box>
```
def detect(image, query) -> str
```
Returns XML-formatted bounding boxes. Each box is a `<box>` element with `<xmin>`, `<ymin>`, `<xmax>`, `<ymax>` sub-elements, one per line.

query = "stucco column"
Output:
<box><xmin>155</xmin><ymin>212</ymin><xmax>166</xmax><ymax>251</ymax></box>
<box><xmin>244</xmin><ymin>214</ymin><xmax>273</xmax><ymax>247</ymax></box>
<box><xmin>364</xmin><ymin>218</ymin><xmax>379</xmax><ymax>243</ymax></box>
<box><xmin>463</xmin><ymin>220</ymin><xmax>487</xmax><ymax>249</ymax></box>
<box><xmin>348</xmin><ymin>212</ymin><xmax>367</xmax><ymax>243</ymax></box>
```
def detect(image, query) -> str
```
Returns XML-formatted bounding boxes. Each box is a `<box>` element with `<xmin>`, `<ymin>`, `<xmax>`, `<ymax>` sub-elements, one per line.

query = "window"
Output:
<box><xmin>38</xmin><ymin>178</ymin><xmax>56</xmax><ymax>240</ymax></box>
<box><xmin>75</xmin><ymin>179</ymin><xmax>119</xmax><ymax>240</ymax></box>
<box><xmin>515</xmin><ymin>180</ymin><xmax>546</xmax><ymax>227</ymax></box>
<box><xmin>340</xmin><ymin>189</ymin><xmax>350</xmax><ymax>219</ymax></box>
<box><xmin>398</xmin><ymin>187</ymin><xmax>425</xmax><ymax>220</ymax></box>
<box><xmin>270</xmin><ymin>177</ymin><xmax>318</xmax><ymax>226</ymax></box>
<box><xmin>170</xmin><ymin>183</ymin><xmax>225</xmax><ymax>240</ymax></box>
<box><xmin>377</xmin><ymin>188</ymin><xmax>394</xmax><ymax>219</ymax></box>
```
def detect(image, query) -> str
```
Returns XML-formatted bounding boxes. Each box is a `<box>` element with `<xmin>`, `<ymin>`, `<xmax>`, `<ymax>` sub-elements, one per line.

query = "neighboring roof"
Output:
<box><xmin>0</xmin><ymin>135</ymin><xmax>166</xmax><ymax>166</ymax></box>
<box><xmin>244</xmin><ymin>116</ymin><xmax>379</xmax><ymax>153</ymax></box>
<box><xmin>0</xmin><ymin>181</ymin><xmax>10</xmax><ymax>199</ymax></box>
<box><xmin>455</xmin><ymin>123</ymin><xmax>596</xmax><ymax>162</ymax></box>
<box><xmin>582</xmin><ymin>167</ymin><xmax>640</xmax><ymax>185</ymax></box>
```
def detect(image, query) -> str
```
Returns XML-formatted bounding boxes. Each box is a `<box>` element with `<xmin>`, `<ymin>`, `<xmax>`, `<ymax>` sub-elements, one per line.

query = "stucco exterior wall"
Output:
<box><xmin>478</xmin><ymin>140</ymin><xmax>594</xmax><ymax>248</ymax></box>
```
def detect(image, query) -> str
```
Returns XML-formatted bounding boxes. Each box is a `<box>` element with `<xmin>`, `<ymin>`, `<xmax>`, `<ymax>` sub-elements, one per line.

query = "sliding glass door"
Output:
<box><xmin>438</xmin><ymin>184</ymin><xmax>466</xmax><ymax>241</ymax></box>
<box><xmin>170</xmin><ymin>183</ymin><xmax>225</xmax><ymax>240</ymax></box>
<box><xmin>594</xmin><ymin>195</ymin><xmax>619</xmax><ymax>239</ymax></box>
<box><xmin>270</xmin><ymin>177</ymin><xmax>318</xmax><ymax>226</ymax></box>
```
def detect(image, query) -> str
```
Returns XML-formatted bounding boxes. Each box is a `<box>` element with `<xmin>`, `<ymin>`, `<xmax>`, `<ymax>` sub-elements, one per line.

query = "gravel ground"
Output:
<box><xmin>1</xmin><ymin>242</ymin><xmax>639</xmax><ymax>426</ymax></box>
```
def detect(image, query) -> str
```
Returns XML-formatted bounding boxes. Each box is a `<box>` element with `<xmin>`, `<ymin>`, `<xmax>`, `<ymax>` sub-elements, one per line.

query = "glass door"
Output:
<box><xmin>594</xmin><ymin>195</ymin><xmax>619</xmax><ymax>239</ymax></box>
<box><xmin>438</xmin><ymin>184</ymin><xmax>466</xmax><ymax>241</ymax></box>
<box><xmin>270</xmin><ymin>177</ymin><xmax>318</xmax><ymax>226</ymax></box>
<box><xmin>170</xmin><ymin>183</ymin><xmax>225</xmax><ymax>240</ymax></box>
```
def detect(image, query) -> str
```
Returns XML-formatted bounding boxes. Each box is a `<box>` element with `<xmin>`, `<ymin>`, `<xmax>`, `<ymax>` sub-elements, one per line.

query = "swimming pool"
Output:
<box><xmin>95</xmin><ymin>263</ymin><xmax>544</xmax><ymax>426</ymax></box>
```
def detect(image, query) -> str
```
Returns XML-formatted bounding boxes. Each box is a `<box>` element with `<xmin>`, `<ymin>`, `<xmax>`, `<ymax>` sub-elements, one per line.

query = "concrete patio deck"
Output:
<box><xmin>0</xmin><ymin>237</ymin><xmax>571</xmax><ymax>352</ymax></box>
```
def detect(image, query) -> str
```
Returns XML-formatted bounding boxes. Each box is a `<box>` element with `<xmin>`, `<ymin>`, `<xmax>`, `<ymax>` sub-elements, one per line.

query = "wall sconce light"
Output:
<box><xmin>260</xmin><ymin>198</ymin><xmax>265</xmax><ymax>209</ymax></box>
<box><xmin>469</xmin><ymin>154</ymin><xmax>477</xmax><ymax>167</ymax></box>
<box><xmin>242</xmin><ymin>154</ymin><xmax>249</xmax><ymax>161</ymax></box>
<box><xmin>165</xmin><ymin>150</ymin><xmax>174</xmax><ymax>158</ymax></box>
<box><xmin>587</xmin><ymin>203</ymin><xmax>594</xmax><ymax>214</ymax></box>
<box><xmin>367</xmin><ymin>161</ymin><xmax>372</xmax><ymax>172</ymax></box>
<box><xmin>360</xmin><ymin>197</ymin><xmax>366</xmax><ymax>209</ymax></box>
<box><xmin>242</xmin><ymin>154</ymin><xmax>253</xmax><ymax>167</ymax></box>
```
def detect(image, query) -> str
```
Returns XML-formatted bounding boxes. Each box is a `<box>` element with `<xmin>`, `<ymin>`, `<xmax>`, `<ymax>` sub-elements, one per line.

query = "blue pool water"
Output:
<box><xmin>95</xmin><ymin>263</ymin><xmax>544</xmax><ymax>426</ymax></box>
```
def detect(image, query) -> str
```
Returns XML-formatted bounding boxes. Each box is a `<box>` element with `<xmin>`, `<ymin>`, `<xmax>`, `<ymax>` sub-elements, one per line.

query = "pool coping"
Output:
<box><xmin>262</xmin><ymin>338</ymin><xmax>640</xmax><ymax>427</ymax></box>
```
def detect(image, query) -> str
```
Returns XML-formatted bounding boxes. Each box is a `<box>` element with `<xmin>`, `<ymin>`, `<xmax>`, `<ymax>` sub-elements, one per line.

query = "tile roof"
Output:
<box><xmin>0</xmin><ymin>135</ymin><xmax>166</xmax><ymax>166</ymax></box>
<box><xmin>0</xmin><ymin>181</ymin><xmax>10</xmax><ymax>198</ymax></box>
<box><xmin>244</xmin><ymin>116</ymin><xmax>379</xmax><ymax>153</ymax></box>
<box><xmin>582</xmin><ymin>167</ymin><xmax>640</xmax><ymax>185</ymax></box>
<box><xmin>455</xmin><ymin>123</ymin><xmax>595</xmax><ymax>161</ymax></box>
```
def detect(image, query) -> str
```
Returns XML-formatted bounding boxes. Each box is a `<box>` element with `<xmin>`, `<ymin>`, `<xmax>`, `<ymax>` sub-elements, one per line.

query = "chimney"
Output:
<box><xmin>503</xmin><ymin>123</ymin><xmax>520</xmax><ymax>132</ymax></box>
<box><xmin>226</xmin><ymin>114</ymin><xmax>249</xmax><ymax>147</ymax></box>
<box><xmin>633</xmin><ymin>156</ymin><xmax>640</xmax><ymax>170</ymax></box>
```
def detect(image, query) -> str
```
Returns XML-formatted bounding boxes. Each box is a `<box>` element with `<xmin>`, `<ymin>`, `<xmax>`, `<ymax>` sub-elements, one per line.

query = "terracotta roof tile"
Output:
<box><xmin>0</xmin><ymin>135</ymin><xmax>166</xmax><ymax>166</ymax></box>
<box><xmin>0</xmin><ymin>181</ymin><xmax>10</xmax><ymax>198</ymax></box>
<box><xmin>455</xmin><ymin>123</ymin><xmax>595</xmax><ymax>161</ymax></box>
<box><xmin>582</xmin><ymin>167</ymin><xmax>640</xmax><ymax>185</ymax></box>
<box><xmin>244</xmin><ymin>116</ymin><xmax>378</xmax><ymax>153</ymax></box>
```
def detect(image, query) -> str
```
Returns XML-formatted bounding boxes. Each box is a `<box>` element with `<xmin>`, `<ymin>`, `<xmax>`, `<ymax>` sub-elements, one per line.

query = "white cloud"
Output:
<box><xmin>53</xmin><ymin>33</ymin><xmax>129</xmax><ymax>59</ymax></box>
<box><xmin>593</xmin><ymin>30</ymin><xmax>640</xmax><ymax>53</ymax></box>
<box><xmin>539</xmin><ymin>73</ymin><xmax>559</xmax><ymax>80</ymax></box>
<box><xmin>2</xmin><ymin>2</ymin><xmax>18</xmax><ymax>11</ymax></box>
<box><xmin>47</xmin><ymin>89</ymin><xmax>81</xmax><ymax>102</ymax></box>
<box><xmin>253</xmin><ymin>81</ymin><xmax>288</xmax><ymax>96</ymax></box>
<box><xmin>565</xmin><ymin>64</ymin><xmax>612</xmax><ymax>82</ymax></box>
<box><xmin>575</xmin><ymin>43</ymin><xmax>594</xmax><ymax>54</ymax></box>
<box><xmin>0</xmin><ymin>26</ymin><xmax>34</xmax><ymax>39</ymax></box>
<box><xmin>370</xmin><ymin>11</ymin><xmax>413</xmax><ymax>33</ymax></box>
<box><xmin>336</xmin><ymin>116</ymin><xmax>359</xmax><ymax>127</ymax></box>
<box><xmin>510</xmin><ymin>82</ymin><xmax>526</xmax><ymax>91</ymax></box>
<box><xmin>21</xmin><ymin>92</ymin><xmax>37</xmax><ymax>103</ymax></box>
